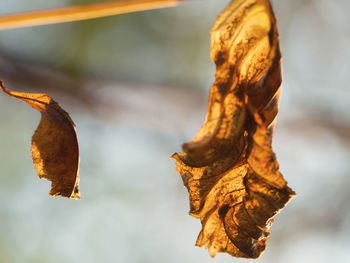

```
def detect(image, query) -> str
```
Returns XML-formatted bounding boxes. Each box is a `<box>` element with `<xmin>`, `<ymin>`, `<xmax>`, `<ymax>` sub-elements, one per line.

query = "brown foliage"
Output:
<box><xmin>0</xmin><ymin>0</ymin><xmax>296</xmax><ymax>257</ymax></box>
<box><xmin>172</xmin><ymin>0</ymin><xmax>295</xmax><ymax>258</ymax></box>
<box><xmin>0</xmin><ymin>81</ymin><xmax>80</xmax><ymax>199</ymax></box>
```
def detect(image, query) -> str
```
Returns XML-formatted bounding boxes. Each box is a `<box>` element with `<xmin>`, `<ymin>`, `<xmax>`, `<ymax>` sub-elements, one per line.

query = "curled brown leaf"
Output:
<box><xmin>173</xmin><ymin>0</ymin><xmax>295</xmax><ymax>258</ymax></box>
<box><xmin>0</xmin><ymin>81</ymin><xmax>80</xmax><ymax>199</ymax></box>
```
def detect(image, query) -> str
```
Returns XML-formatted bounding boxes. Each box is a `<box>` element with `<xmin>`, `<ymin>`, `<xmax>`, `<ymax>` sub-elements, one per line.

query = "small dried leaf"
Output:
<box><xmin>173</xmin><ymin>0</ymin><xmax>294</xmax><ymax>258</ymax></box>
<box><xmin>0</xmin><ymin>81</ymin><xmax>80</xmax><ymax>199</ymax></box>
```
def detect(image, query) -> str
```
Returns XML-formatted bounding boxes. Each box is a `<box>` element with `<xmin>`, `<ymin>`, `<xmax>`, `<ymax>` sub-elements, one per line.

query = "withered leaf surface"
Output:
<box><xmin>0</xmin><ymin>81</ymin><xmax>80</xmax><ymax>199</ymax></box>
<box><xmin>172</xmin><ymin>0</ymin><xmax>295</xmax><ymax>258</ymax></box>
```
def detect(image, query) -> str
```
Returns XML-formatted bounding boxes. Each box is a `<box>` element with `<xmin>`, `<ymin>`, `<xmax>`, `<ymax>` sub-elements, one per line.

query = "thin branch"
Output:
<box><xmin>0</xmin><ymin>0</ymin><xmax>186</xmax><ymax>31</ymax></box>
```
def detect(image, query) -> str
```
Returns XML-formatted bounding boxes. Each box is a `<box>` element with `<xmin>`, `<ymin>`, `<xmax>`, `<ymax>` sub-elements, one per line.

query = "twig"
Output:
<box><xmin>0</xmin><ymin>0</ymin><xmax>185</xmax><ymax>31</ymax></box>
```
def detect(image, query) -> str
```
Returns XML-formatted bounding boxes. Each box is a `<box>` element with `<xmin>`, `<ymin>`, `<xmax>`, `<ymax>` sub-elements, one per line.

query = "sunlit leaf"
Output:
<box><xmin>0</xmin><ymin>81</ymin><xmax>80</xmax><ymax>199</ymax></box>
<box><xmin>172</xmin><ymin>0</ymin><xmax>295</xmax><ymax>258</ymax></box>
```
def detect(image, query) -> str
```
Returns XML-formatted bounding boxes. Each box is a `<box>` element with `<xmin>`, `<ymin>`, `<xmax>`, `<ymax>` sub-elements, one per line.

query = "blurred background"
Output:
<box><xmin>0</xmin><ymin>0</ymin><xmax>350</xmax><ymax>262</ymax></box>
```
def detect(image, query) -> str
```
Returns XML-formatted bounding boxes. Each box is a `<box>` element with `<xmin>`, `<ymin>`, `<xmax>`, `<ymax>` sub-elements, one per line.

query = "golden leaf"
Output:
<box><xmin>172</xmin><ymin>0</ymin><xmax>295</xmax><ymax>258</ymax></box>
<box><xmin>0</xmin><ymin>81</ymin><xmax>80</xmax><ymax>199</ymax></box>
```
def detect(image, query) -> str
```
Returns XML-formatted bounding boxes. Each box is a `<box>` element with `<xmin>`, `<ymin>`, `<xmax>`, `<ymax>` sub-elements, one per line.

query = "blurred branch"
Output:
<box><xmin>282</xmin><ymin>109</ymin><xmax>350</xmax><ymax>146</ymax></box>
<box><xmin>0</xmin><ymin>0</ymin><xmax>187</xmax><ymax>31</ymax></box>
<box><xmin>0</xmin><ymin>54</ymin><xmax>92</xmax><ymax>105</ymax></box>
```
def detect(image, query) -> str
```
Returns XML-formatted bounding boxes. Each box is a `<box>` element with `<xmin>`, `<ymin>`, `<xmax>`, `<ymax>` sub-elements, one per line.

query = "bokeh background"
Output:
<box><xmin>1</xmin><ymin>0</ymin><xmax>350</xmax><ymax>262</ymax></box>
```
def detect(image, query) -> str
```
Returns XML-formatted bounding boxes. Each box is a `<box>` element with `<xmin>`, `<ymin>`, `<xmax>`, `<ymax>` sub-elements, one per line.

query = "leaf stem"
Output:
<box><xmin>0</xmin><ymin>0</ymin><xmax>185</xmax><ymax>31</ymax></box>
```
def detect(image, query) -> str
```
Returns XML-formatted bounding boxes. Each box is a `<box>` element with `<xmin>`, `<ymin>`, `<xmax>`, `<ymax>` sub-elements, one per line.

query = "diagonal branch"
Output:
<box><xmin>0</xmin><ymin>0</ymin><xmax>187</xmax><ymax>31</ymax></box>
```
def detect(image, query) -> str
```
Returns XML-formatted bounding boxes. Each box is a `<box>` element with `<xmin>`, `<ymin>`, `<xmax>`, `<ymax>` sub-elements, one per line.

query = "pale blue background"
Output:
<box><xmin>0</xmin><ymin>0</ymin><xmax>349</xmax><ymax>262</ymax></box>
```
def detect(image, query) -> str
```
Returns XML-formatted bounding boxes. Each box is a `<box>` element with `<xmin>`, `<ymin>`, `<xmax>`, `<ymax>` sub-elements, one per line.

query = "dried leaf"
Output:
<box><xmin>0</xmin><ymin>81</ymin><xmax>80</xmax><ymax>199</ymax></box>
<box><xmin>172</xmin><ymin>0</ymin><xmax>295</xmax><ymax>258</ymax></box>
